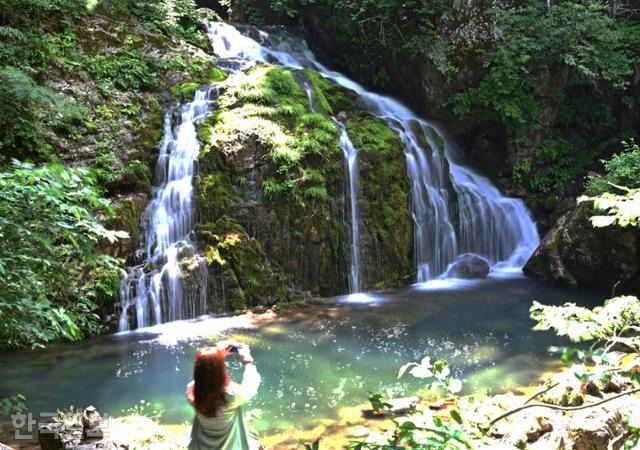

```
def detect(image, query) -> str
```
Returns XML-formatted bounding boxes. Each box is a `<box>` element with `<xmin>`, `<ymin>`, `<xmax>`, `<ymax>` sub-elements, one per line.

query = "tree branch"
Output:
<box><xmin>524</xmin><ymin>382</ymin><xmax>559</xmax><ymax>404</ymax></box>
<box><xmin>489</xmin><ymin>387</ymin><xmax>640</xmax><ymax>428</ymax></box>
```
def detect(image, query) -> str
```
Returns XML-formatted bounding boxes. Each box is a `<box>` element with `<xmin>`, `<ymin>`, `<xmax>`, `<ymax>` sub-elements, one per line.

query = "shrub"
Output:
<box><xmin>0</xmin><ymin>161</ymin><xmax>126</xmax><ymax>349</ymax></box>
<box><xmin>0</xmin><ymin>68</ymin><xmax>84</xmax><ymax>162</ymax></box>
<box><xmin>587</xmin><ymin>140</ymin><xmax>640</xmax><ymax>194</ymax></box>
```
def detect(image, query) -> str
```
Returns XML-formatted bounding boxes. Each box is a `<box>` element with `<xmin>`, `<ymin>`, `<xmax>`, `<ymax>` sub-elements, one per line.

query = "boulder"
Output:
<box><xmin>38</xmin><ymin>407</ymin><xmax>116</xmax><ymax>450</ymax></box>
<box><xmin>524</xmin><ymin>199</ymin><xmax>640</xmax><ymax>294</ymax></box>
<box><xmin>444</xmin><ymin>254</ymin><xmax>490</xmax><ymax>279</ymax></box>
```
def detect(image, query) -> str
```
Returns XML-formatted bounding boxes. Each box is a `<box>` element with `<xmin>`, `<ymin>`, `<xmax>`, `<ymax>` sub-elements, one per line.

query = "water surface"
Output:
<box><xmin>0</xmin><ymin>275</ymin><xmax>602</xmax><ymax>434</ymax></box>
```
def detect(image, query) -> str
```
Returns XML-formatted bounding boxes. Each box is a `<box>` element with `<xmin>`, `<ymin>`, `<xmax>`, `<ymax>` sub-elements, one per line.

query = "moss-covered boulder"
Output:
<box><xmin>194</xmin><ymin>63</ymin><xmax>413</xmax><ymax>307</ymax></box>
<box><xmin>524</xmin><ymin>199</ymin><xmax>640</xmax><ymax>293</ymax></box>
<box><xmin>345</xmin><ymin>113</ymin><xmax>413</xmax><ymax>289</ymax></box>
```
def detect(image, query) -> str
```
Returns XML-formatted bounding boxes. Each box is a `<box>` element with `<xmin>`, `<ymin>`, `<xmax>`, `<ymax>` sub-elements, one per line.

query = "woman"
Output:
<box><xmin>186</xmin><ymin>341</ymin><xmax>261</xmax><ymax>450</ymax></box>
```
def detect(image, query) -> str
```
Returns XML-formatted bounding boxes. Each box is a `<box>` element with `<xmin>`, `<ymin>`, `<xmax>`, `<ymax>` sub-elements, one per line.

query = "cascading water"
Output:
<box><xmin>208</xmin><ymin>22</ymin><xmax>540</xmax><ymax>283</ymax></box>
<box><xmin>336</xmin><ymin>121</ymin><xmax>362</xmax><ymax>293</ymax></box>
<box><xmin>118</xmin><ymin>89</ymin><xmax>213</xmax><ymax>331</ymax></box>
<box><xmin>305</xmin><ymin>82</ymin><xmax>362</xmax><ymax>293</ymax></box>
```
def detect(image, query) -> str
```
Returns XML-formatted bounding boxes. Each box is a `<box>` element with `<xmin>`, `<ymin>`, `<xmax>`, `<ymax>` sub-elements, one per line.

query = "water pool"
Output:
<box><xmin>0</xmin><ymin>275</ymin><xmax>602</xmax><ymax>435</ymax></box>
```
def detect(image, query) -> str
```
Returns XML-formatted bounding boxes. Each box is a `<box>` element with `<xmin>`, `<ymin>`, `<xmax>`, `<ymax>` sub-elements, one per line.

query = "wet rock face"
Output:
<box><xmin>444</xmin><ymin>254</ymin><xmax>490</xmax><ymax>279</ymax></box>
<box><xmin>192</xmin><ymin>64</ymin><xmax>413</xmax><ymax>308</ymax></box>
<box><xmin>524</xmin><ymin>199</ymin><xmax>640</xmax><ymax>294</ymax></box>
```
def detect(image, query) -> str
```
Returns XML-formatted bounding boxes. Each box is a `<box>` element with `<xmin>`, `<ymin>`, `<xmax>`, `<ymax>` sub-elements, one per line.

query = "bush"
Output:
<box><xmin>86</xmin><ymin>51</ymin><xmax>158</xmax><ymax>92</ymax></box>
<box><xmin>125</xmin><ymin>0</ymin><xmax>211</xmax><ymax>48</ymax></box>
<box><xmin>0</xmin><ymin>161</ymin><xmax>126</xmax><ymax>349</ymax></box>
<box><xmin>0</xmin><ymin>68</ymin><xmax>84</xmax><ymax>162</ymax></box>
<box><xmin>587</xmin><ymin>140</ymin><xmax>640</xmax><ymax>194</ymax></box>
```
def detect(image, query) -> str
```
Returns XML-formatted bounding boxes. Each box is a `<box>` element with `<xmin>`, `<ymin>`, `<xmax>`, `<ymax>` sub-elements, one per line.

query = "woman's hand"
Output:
<box><xmin>185</xmin><ymin>380</ymin><xmax>195</xmax><ymax>406</ymax></box>
<box><xmin>236</xmin><ymin>344</ymin><xmax>254</xmax><ymax>364</ymax></box>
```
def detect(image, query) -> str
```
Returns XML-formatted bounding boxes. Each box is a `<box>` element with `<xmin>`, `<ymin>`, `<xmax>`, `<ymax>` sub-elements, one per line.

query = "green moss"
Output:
<box><xmin>346</xmin><ymin>113</ymin><xmax>413</xmax><ymax>287</ymax></box>
<box><xmin>138</xmin><ymin>99</ymin><xmax>164</xmax><ymax>156</ymax></box>
<box><xmin>206</xmin><ymin>66</ymin><xmax>228</xmax><ymax>83</ymax></box>
<box><xmin>170</xmin><ymin>81</ymin><xmax>201</xmax><ymax>100</ymax></box>
<box><xmin>548</xmin><ymin>233</ymin><xmax>561</xmax><ymax>254</ymax></box>
<box><xmin>119</xmin><ymin>159</ymin><xmax>151</xmax><ymax>191</ymax></box>
<box><xmin>562</xmin><ymin>270</ymin><xmax>578</xmax><ymax>287</ymax></box>
<box><xmin>302</xmin><ymin>69</ymin><xmax>358</xmax><ymax>113</ymax></box>
<box><xmin>427</xmin><ymin>126</ymin><xmax>446</xmax><ymax>154</ymax></box>
<box><xmin>108</xmin><ymin>195</ymin><xmax>147</xmax><ymax>243</ymax></box>
<box><xmin>209</xmin><ymin>65</ymin><xmax>343</xmax><ymax>206</ymax></box>
<box><xmin>195</xmin><ymin>216</ymin><xmax>294</xmax><ymax>312</ymax></box>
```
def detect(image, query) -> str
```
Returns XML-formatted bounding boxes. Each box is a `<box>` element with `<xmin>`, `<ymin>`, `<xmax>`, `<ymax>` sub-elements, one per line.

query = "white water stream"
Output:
<box><xmin>208</xmin><ymin>22</ymin><xmax>540</xmax><ymax>283</ymax></box>
<box><xmin>118</xmin><ymin>89</ymin><xmax>213</xmax><ymax>330</ymax></box>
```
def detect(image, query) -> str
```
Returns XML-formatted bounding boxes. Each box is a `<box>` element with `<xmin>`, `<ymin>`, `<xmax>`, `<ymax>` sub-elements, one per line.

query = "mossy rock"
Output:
<box><xmin>193</xmin><ymin>61</ymin><xmax>413</xmax><ymax>297</ymax></box>
<box><xmin>195</xmin><ymin>216</ymin><xmax>299</xmax><ymax>312</ymax></box>
<box><xmin>346</xmin><ymin>113</ymin><xmax>413</xmax><ymax>287</ymax></box>
<box><xmin>205</xmin><ymin>66</ymin><xmax>228</xmax><ymax>83</ymax></box>
<box><xmin>170</xmin><ymin>81</ymin><xmax>201</xmax><ymax>100</ymax></box>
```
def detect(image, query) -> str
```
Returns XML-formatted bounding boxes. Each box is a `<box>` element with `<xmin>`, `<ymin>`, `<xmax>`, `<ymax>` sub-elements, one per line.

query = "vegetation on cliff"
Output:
<box><xmin>234</xmin><ymin>0</ymin><xmax>640</xmax><ymax>213</ymax></box>
<box><xmin>0</xmin><ymin>163</ymin><xmax>124</xmax><ymax>349</ymax></box>
<box><xmin>194</xmin><ymin>62</ymin><xmax>412</xmax><ymax>308</ymax></box>
<box><xmin>0</xmin><ymin>0</ymin><xmax>217</xmax><ymax>348</ymax></box>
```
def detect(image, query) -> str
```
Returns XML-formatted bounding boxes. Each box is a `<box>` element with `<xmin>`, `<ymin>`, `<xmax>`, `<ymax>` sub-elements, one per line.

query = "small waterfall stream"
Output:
<box><xmin>118</xmin><ymin>89</ymin><xmax>213</xmax><ymax>330</ymax></box>
<box><xmin>336</xmin><ymin>121</ymin><xmax>362</xmax><ymax>293</ymax></box>
<box><xmin>208</xmin><ymin>22</ymin><xmax>540</xmax><ymax>283</ymax></box>
<box><xmin>305</xmin><ymin>82</ymin><xmax>362</xmax><ymax>292</ymax></box>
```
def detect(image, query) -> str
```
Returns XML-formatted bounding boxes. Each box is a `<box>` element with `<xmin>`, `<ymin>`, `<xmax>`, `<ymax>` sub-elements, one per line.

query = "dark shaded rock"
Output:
<box><xmin>82</xmin><ymin>406</ymin><xmax>102</xmax><ymax>431</ymax></box>
<box><xmin>584</xmin><ymin>381</ymin><xmax>603</xmax><ymax>399</ymax></box>
<box><xmin>568</xmin><ymin>402</ymin><xmax>629</xmax><ymax>450</ymax></box>
<box><xmin>38</xmin><ymin>422</ymin><xmax>83</xmax><ymax>450</ymax></box>
<box><xmin>252</xmin><ymin>305</ymin><xmax>268</xmax><ymax>314</ymax></box>
<box><xmin>526</xmin><ymin>416</ymin><xmax>553</xmax><ymax>443</ymax></box>
<box><xmin>444</xmin><ymin>254</ymin><xmax>490</xmax><ymax>279</ymax></box>
<box><xmin>524</xmin><ymin>199</ymin><xmax>640</xmax><ymax>294</ymax></box>
<box><xmin>99</xmin><ymin>193</ymin><xmax>148</xmax><ymax>261</ymax></box>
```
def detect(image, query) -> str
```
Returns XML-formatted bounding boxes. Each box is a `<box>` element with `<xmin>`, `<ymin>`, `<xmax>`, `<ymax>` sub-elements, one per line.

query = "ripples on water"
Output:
<box><xmin>0</xmin><ymin>275</ymin><xmax>602</xmax><ymax>434</ymax></box>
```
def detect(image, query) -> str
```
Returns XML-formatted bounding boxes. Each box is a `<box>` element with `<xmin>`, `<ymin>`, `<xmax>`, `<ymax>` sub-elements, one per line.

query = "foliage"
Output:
<box><xmin>0</xmin><ymin>0</ymin><xmax>211</xmax><ymax>164</ymax></box>
<box><xmin>625</xmin><ymin>414</ymin><xmax>640</xmax><ymax>449</ymax></box>
<box><xmin>531</xmin><ymin>296</ymin><xmax>640</xmax><ymax>350</ymax></box>
<box><xmin>125</xmin><ymin>0</ymin><xmax>212</xmax><ymax>48</ymax></box>
<box><xmin>349</xmin><ymin>357</ymin><xmax>474</xmax><ymax>449</ymax></box>
<box><xmin>303</xmin><ymin>438</ymin><xmax>320</xmax><ymax>450</ymax></box>
<box><xmin>0</xmin><ymin>68</ymin><xmax>84</xmax><ymax>162</ymax></box>
<box><xmin>587</xmin><ymin>140</ymin><xmax>640</xmax><ymax>194</ymax></box>
<box><xmin>0</xmin><ymin>162</ymin><xmax>126</xmax><ymax>349</ymax></box>
<box><xmin>86</xmin><ymin>51</ymin><xmax>158</xmax><ymax>92</ymax></box>
<box><xmin>398</xmin><ymin>357</ymin><xmax>463</xmax><ymax>396</ymax></box>
<box><xmin>367</xmin><ymin>392</ymin><xmax>392</xmax><ymax>413</ymax></box>
<box><xmin>580</xmin><ymin>188</ymin><xmax>640</xmax><ymax>229</ymax></box>
<box><xmin>451</xmin><ymin>2</ymin><xmax>637</xmax><ymax>136</ymax></box>
<box><xmin>0</xmin><ymin>395</ymin><xmax>27</xmax><ymax>417</ymax></box>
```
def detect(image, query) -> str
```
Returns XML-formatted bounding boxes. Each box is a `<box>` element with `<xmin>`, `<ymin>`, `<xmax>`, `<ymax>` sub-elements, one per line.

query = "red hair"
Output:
<box><xmin>193</xmin><ymin>347</ymin><xmax>230</xmax><ymax>417</ymax></box>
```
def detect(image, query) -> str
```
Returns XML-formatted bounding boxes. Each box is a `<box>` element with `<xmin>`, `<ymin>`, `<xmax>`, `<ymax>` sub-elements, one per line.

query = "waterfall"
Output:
<box><xmin>118</xmin><ymin>89</ymin><xmax>212</xmax><ymax>331</ymax></box>
<box><xmin>336</xmin><ymin>121</ymin><xmax>362</xmax><ymax>293</ymax></box>
<box><xmin>207</xmin><ymin>22</ymin><xmax>540</xmax><ymax>283</ymax></box>
<box><xmin>305</xmin><ymin>81</ymin><xmax>362</xmax><ymax>292</ymax></box>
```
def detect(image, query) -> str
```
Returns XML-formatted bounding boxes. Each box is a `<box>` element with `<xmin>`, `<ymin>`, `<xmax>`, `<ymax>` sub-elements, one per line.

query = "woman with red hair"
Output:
<box><xmin>186</xmin><ymin>341</ymin><xmax>261</xmax><ymax>449</ymax></box>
